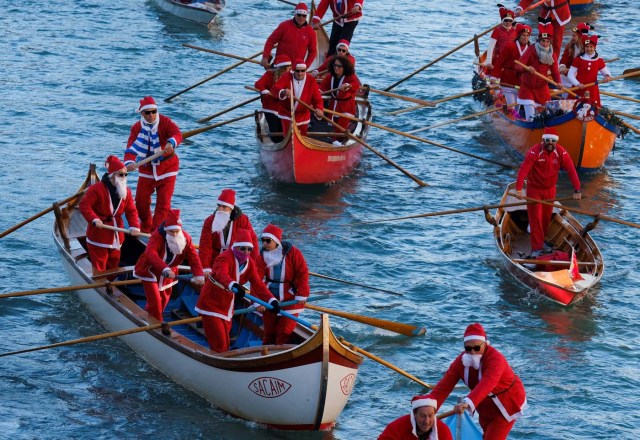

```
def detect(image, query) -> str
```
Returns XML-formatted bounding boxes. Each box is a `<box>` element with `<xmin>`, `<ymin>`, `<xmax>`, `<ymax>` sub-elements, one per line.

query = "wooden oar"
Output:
<box><xmin>612</xmin><ymin>110</ymin><xmax>640</xmax><ymax>121</ymax></box>
<box><xmin>0</xmin><ymin>188</ymin><xmax>87</xmax><ymax>240</ymax></box>
<box><xmin>245</xmin><ymin>293</ymin><xmax>314</xmax><ymax>328</ymax></box>
<box><xmin>275</xmin><ymin>0</ymin><xmax>296</xmax><ymax>6</ymax></box>
<box><xmin>349</xmin><ymin>197</ymin><xmax>574</xmax><ymax>225</ymax></box>
<box><xmin>508</xmin><ymin>193</ymin><xmax>640</xmax><ymax>229</ymax></box>
<box><xmin>0</xmin><ymin>279</ymin><xmax>141</xmax><ymax>300</ymax></box>
<box><xmin>366</xmin><ymin>87</ymin><xmax>435</xmax><ymax>107</ymax></box>
<box><xmin>305</xmin><ymin>304</ymin><xmax>426</xmax><ymax>336</ymax></box>
<box><xmin>436</xmin><ymin>409</ymin><xmax>457</xmax><ymax>420</ymax></box>
<box><xmin>514</xmin><ymin>60</ymin><xmax>578</xmax><ymax>97</ymax></box>
<box><xmin>100</xmin><ymin>224</ymin><xmax>151</xmax><ymax>238</ymax></box>
<box><xmin>618</xmin><ymin>120</ymin><xmax>640</xmax><ymax>135</ymax></box>
<box><xmin>389</xmin><ymin>89</ymin><xmax>488</xmax><ymax>116</ymax></box>
<box><xmin>623</xmin><ymin>67</ymin><xmax>640</xmax><ymax>77</ymax></box>
<box><xmin>197</xmin><ymin>96</ymin><xmax>261</xmax><ymax>123</ymax></box>
<box><xmin>600</xmin><ymin>90</ymin><xmax>640</xmax><ymax>105</ymax></box>
<box><xmin>551</xmin><ymin>70</ymin><xmax>640</xmax><ymax>98</ymax></box>
<box><xmin>384</xmin><ymin>23</ymin><xmax>499</xmax><ymax>91</ymax></box>
<box><xmin>182</xmin><ymin>44</ymin><xmax>262</xmax><ymax>65</ymax></box>
<box><xmin>181</xmin><ymin>113</ymin><xmax>254</xmax><ymax>138</ymax></box>
<box><xmin>164</xmin><ymin>49</ymin><xmax>263</xmax><ymax>102</ymax></box>
<box><xmin>308</xmin><ymin>271</ymin><xmax>404</xmax><ymax>296</ymax></box>
<box><xmin>294</xmin><ymin>97</ymin><xmax>429</xmax><ymax>187</ymax></box>
<box><xmin>513</xmin><ymin>258</ymin><xmax>595</xmax><ymax>266</ymax></box>
<box><xmin>322</xmin><ymin>107</ymin><xmax>516</xmax><ymax>169</ymax></box>
<box><xmin>408</xmin><ymin>103</ymin><xmax>519</xmax><ymax>134</ymax></box>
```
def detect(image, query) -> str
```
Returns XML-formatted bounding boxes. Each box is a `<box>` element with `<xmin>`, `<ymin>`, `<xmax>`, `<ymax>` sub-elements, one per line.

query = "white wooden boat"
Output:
<box><xmin>52</xmin><ymin>165</ymin><xmax>363</xmax><ymax>430</ymax></box>
<box><xmin>152</xmin><ymin>0</ymin><xmax>225</xmax><ymax>26</ymax></box>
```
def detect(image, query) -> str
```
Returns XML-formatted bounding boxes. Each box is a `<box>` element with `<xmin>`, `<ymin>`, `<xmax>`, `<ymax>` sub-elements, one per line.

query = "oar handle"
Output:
<box><xmin>244</xmin><ymin>292</ymin><xmax>314</xmax><ymax>328</ymax></box>
<box><xmin>514</xmin><ymin>60</ymin><xmax>577</xmax><ymax>97</ymax></box>
<box><xmin>99</xmin><ymin>224</ymin><xmax>151</xmax><ymax>238</ymax></box>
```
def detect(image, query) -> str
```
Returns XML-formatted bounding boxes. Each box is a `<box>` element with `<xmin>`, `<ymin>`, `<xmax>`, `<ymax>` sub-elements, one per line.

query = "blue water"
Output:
<box><xmin>1</xmin><ymin>0</ymin><xmax>639</xmax><ymax>438</ymax></box>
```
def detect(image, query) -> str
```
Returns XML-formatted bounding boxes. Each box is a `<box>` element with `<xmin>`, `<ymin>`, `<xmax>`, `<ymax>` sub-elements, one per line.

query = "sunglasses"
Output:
<box><xmin>261</xmin><ymin>238</ymin><xmax>273</xmax><ymax>243</ymax></box>
<box><xmin>544</xmin><ymin>139</ymin><xmax>558</xmax><ymax>143</ymax></box>
<box><xmin>295</xmin><ymin>69</ymin><xmax>306</xmax><ymax>73</ymax></box>
<box><xmin>464</xmin><ymin>343</ymin><xmax>484</xmax><ymax>352</ymax></box>
<box><xmin>296</xmin><ymin>13</ymin><xmax>307</xmax><ymax>17</ymax></box>
<box><xmin>337</xmin><ymin>49</ymin><xmax>348</xmax><ymax>53</ymax></box>
<box><xmin>237</xmin><ymin>246</ymin><xmax>253</xmax><ymax>252</ymax></box>
<box><xmin>334</xmin><ymin>64</ymin><xmax>344</xmax><ymax>68</ymax></box>
<box><xmin>116</xmin><ymin>173</ymin><xmax>128</xmax><ymax>177</ymax></box>
<box><xmin>143</xmin><ymin>109</ymin><xmax>158</xmax><ymax>115</ymax></box>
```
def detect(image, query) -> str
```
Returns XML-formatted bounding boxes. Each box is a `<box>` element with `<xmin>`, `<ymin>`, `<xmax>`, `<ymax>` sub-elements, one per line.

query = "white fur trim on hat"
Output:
<box><xmin>232</xmin><ymin>241</ymin><xmax>253</xmax><ymax>249</ymax></box>
<box><xmin>464</xmin><ymin>335</ymin><xmax>487</xmax><ymax>342</ymax></box>
<box><xmin>542</xmin><ymin>134</ymin><xmax>559</xmax><ymax>141</ymax></box>
<box><xmin>411</xmin><ymin>397</ymin><xmax>438</xmax><ymax>410</ymax></box>
<box><xmin>217</xmin><ymin>200</ymin><xmax>234</xmax><ymax>209</ymax></box>
<box><xmin>294</xmin><ymin>8</ymin><xmax>308</xmax><ymax>15</ymax></box>
<box><xmin>295</xmin><ymin>62</ymin><xmax>307</xmax><ymax>70</ymax></box>
<box><xmin>164</xmin><ymin>225</ymin><xmax>182</xmax><ymax>231</ymax></box>
<box><xmin>139</xmin><ymin>103</ymin><xmax>157</xmax><ymax>112</ymax></box>
<box><xmin>261</xmin><ymin>232</ymin><xmax>282</xmax><ymax>246</ymax></box>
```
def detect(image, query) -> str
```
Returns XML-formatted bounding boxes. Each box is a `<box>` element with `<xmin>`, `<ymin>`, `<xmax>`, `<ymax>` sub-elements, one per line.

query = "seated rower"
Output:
<box><xmin>255</xmin><ymin>54</ymin><xmax>292</xmax><ymax>140</ymax></box>
<box><xmin>566</xmin><ymin>34</ymin><xmax>611</xmax><ymax>108</ymax></box>
<box><xmin>492</xmin><ymin>23</ymin><xmax>532</xmax><ymax>108</ymax></box>
<box><xmin>310</xmin><ymin>39</ymin><xmax>356</xmax><ymax>81</ymax></box>
<box><xmin>558</xmin><ymin>22</ymin><xmax>593</xmax><ymax>90</ymax></box>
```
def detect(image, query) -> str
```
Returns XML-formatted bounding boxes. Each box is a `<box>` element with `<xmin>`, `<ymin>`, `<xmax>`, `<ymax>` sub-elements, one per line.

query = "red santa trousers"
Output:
<box><xmin>87</xmin><ymin>244</ymin><xmax>121</xmax><ymax>274</ymax></box>
<box><xmin>135</xmin><ymin>175</ymin><xmax>177</xmax><ymax>233</ymax></box>
<box><xmin>142</xmin><ymin>280</ymin><xmax>173</xmax><ymax>321</ymax></box>
<box><xmin>551</xmin><ymin>22</ymin><xmax>565</xmax><ymax>56</ymax></box>
<box><xmin>280</xmin><ymin>119</ymin><xmax>309</xmax><ymax>136</ymax></box>
<box><xmin>526</xmin><ymin>186</ymin><xmax>556</xmax><ymax>251</ymax></box>
<box><xmin>201</xmin><ymin>315</ymin><xmax>232</xmax><ymax>353</ymax></box>
<box><xmin>477</xmin><ymin>398</ymin><xmax>516</xmax><ymax>440</ymax></box>
<box><xmin>262</xmin><ymin>313</ymin><xmax>298</xmax><ymax>345</ymax></box>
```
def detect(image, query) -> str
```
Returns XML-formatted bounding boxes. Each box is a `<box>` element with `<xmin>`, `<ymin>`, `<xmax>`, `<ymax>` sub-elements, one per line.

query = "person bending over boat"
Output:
<box><xmin>195</xmin><ymin>229</ymin><xmax>279</xmax><ymax>353</ymax></box>
<box><xmin>515</xmin><ymin>19</ymin><xmax>560</xmax><ymax>121</ymax></box>
<box><xmin>199</xmin><ymin>188</ymin><xmax>260</xmax><ymax>273</ymax></box>
<box><xmin>312</xmin><ymin>0</ymin><xmax>363</xmax><ymax>57</ymax></box>
<box><xmin>491</xmin><ymin>23</ymin><xmax>531</xmax><ymax>108</ymax></box>
<box><xmin>133</xmin><ymin>209</ymin><xmax>204</xmax><ymax>322</ymax></box>
<box><xmin>319</xmin><ymin>55</ymin><xmax>361</xmax><ymax>146</ymax></box>
<box><xmin>255</xmin><ymin>54</ymin><xmax>292</xmax><ymax>141</ymax></box>
<box><xmin>260</xmin><ymin>3</ymin><xmax>317</xmax><ymax>71</ymax></box>
<box><xmin>310</xmin><ymin>39</ymin><xmax>356</xmax><ymax>81</ymax></box>
<box><xmin>481</xmin><ymin>4</ymin><xmax>516</xmax><ymax>79</ymax></box>
<box><xmin>378</xmin><ymin>394</ymin><xmax>452</xmax><ymax>440</ymax></box>
<box><xmin>558</xmin><ymin>22</ymin><xmax>593</xmax><ymax>91</ymax></box>
<box><xmin>124</xmin><ymin>96</ymin><xmax>182</xmax><ymax>233</ymax></box>
<box><xmin>257</xmin><ymin>224</ymin><xmax>310</xmax><ymax>345</ymax></box>
<box><xmin>429</xmin><ymin>323</ymin><xmax>527</xmax><ymax>440</ymax></box>
<box><xmin>271</xmin><ymin>59</ymin><xmax>324</xmax><ymax>136</ymax></box>
<box><xmin>79</xmin><ymin>155</ymin><xmax>141</xmax><ymax>276</ymax></box>
<box><xmin>566</xmin><ymin>34</ymin><xmax>611</xmax><ymax>108</ymax></box>
<box><xmin>516</xmin><ymin>0</ymin><xmax>570</xmax><ymax>55</ymax></box>
<box><xmin>515</xmin><ymin>128</ymin><xmax>581</xmax><ymax>258</ymax></box>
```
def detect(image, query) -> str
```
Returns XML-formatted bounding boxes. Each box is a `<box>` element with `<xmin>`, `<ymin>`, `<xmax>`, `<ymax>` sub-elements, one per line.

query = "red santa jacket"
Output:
<box><xmin>492</xmin><ymin>40</ymin><xmax>530</xmax><ymax>87</ymax></box>
<box><xmin>516</xmin><ymin>142</ymin><xmax>580</xmax><ymax>191</ymax></box>
<box><xmin>313</xmin><ymin>0</ymin><xmax>364</xmax><ymax>25</ymax></box>
<box><xmin>320</xmin><ymin>72</ymin><xmax>361</xmax><ymax>116</ymax></box>
<box><xmin>124</xmin><ymin>114</ymin><xmax>182</xmax><ymax>181</ymax></box>
<box><xmin>198</xmin><ymin>207</ymin><xmax>260</xmax><ymax>271</ymax></box>
<box><xmin>487</xmin><ymin>26</ymin><xmax>517</xmax><ymax>68</ymax></box>
<box><xmin>518</xmin><ymin>0</ymin><xmax>570</xmax><ymax>26</ymax></box>
<box><xmin>567</xmin><ymin>55</ymin><xmax>609</xmax><ymax>107</ymax></box>
<box><xmin>429</xmin><ymin>345</ymin><xmax>527</xmax><ymax>422</ymax></box>
<box><xmin>262</xmin><ymin>19</ymin><xmax>318</xmax><ymax>68</ymax></box>
<box><xmin>271</xmin><ymin>71</ymin><xmax>324</xmax><ymax>124</ymax></box>
<box><xmin>559</xmin><ymin>41</ymin><xmax>581</xmax><ymax>70</ymax></box>
<box><xmin>195</xmin><ymin>249</ymin><xmax>275</xmax><ymax>321</ymax></box>
<box><xmin>255</xmin><ymin>70</ymin><xmax>281</xmax><ymax>115</ymax></box>
<box><xmin>133</xmin><ymin>226</ymin><xmax>204</xmax><ymax>291</ymax></box>
<box><xmin>378</xmin><ymin>414</ymin><xmax>452</xmax><ymax>440</ymax></box>
<box><xmin>257</xmin><ymin>242</ymin><xmax>310</xmax><ymax>315</ymax></box>
<box><xmin>516</xmin><ymin>45</ymin><xmax>560</xmax><ymax>104</ymax></box>
<box><xmin>79</xmin><ymin>176</ymin><xmax>140</xmax><ymax>249</ymax></box>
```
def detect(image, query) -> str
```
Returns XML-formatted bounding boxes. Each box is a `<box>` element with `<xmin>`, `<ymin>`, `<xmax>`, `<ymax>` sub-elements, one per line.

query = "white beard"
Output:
<box><xmin>462</xmin><ymin>353</ymin><xmax>482</xmax><ymax>370</ymax></box>
<box><xmin>113</xmin><ymin>176</ymin><xmax>128</xmax><ymax>199</ymax></box>
<box><xmin>166</xmin><ymin>231</ymin><xmax>187</xmax><ymax>255</ymax></box>
<box><xmin>263</xmin><ymin>247</ymin><xmax>283</xmax><ymax>268</ymax></box>
<box><xmin>211</xmin><ymin>210</ymin><xmax>231</xmax><ymax>233</ymax></box>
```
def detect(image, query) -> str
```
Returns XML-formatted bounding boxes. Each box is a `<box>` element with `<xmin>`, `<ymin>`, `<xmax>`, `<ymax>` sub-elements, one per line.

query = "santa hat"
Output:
<box><xmin>463</xmin><ymin>323</ymin><xmax>487</xmax><ymax>342</ymax></box>
<box><xmin>573</xmin><ymin>22</ymin><xmax>593</xmax><ymax>34</ymax></box>
<box><xmin>411</xmin><ymin>394</ymin><xmax>438</xmax><ymax>411</ymax></box>
<box><xmin>294</xmin><ymin>59</ymin><xmax>307</xmax><ymax>71</ymax></box>
<box><xmin>164</xmin><ymin>209</ymin><xmax>183</xmax><ymax>231</ymax></box>
<box><xmin>294</xmin><ymin>2</ymin><xmax>308</xmax><ymax>15</ymax></box>
<box><xmin>231</xmin><ymin>228</ymin><xmax>254</xmax><ymax>249</ymax></box>
<box><xmin>262</xmin><ymin>224</ymin><xmax>283</xmax><ymax>246</ymax></box>
<box><xmin>497</xmin><ymin>4</ymin><xmax>514</xmax><ymax>21</ymax></box>
<box><xmin>581</xmin><ymin>34</ymin><xmax>599</xmax><ymax>47</ymax></box>
<box><xmin>138</xmin><ymin>96</ymin><xmax>158</xmax><ymax>113</ymax></box>
<box><xmin>542</xmin><ymin>127</ymin><xmax>559</xmax><ymax>141</ymax></box>
<box><xmin>336</xmin><ymin>39</ymin><xmax>350</xmax><ymax>51</ymax></box>
<box><xmin>105</xmin><ymin>155</ymin><xmax>126</xmax><ymax>176</ymax></box>
<box><xmin>538</xmin><ymin>18</ymin><xmax>553</xmax><ymax>40</ymax></box>
<box><xmin>515</xmin><ymin>23</ymin><xmax>532</xmax><ymax>36</ymax></box>
<box><xmin>217</xmin><ymin>188</ymin><xmax>236</xmax><ymax>209</ymax></box>
<box><xmin>274</xmin><ymin>54</ymin><xmax>292</xmax><ymax>68</ymax></box>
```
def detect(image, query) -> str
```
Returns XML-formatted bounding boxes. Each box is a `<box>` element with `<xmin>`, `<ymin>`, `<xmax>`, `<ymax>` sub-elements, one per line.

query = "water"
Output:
<box><xmin>1</xmin><ymin>0</ymin><xmax>639</xmax><ymax>438</ymax></box>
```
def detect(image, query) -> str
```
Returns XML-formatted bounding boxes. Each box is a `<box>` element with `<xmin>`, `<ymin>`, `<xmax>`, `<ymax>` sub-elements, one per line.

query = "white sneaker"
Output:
<box><xmin>332</xmin><ymin>140</ymin><xmax>343</xmax><ymax>147</ymax></box>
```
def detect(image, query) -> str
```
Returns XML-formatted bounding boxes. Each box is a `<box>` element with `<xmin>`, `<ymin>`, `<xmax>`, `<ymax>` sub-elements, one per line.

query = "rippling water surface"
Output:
<box><xmin>1</xmin><ymin>0</ymin><xmax>639</xmax><ymax>438</ymax></box>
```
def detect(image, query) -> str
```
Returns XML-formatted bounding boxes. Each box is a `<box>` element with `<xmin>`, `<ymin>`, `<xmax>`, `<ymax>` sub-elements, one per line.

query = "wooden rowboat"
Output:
<box><xmin>489</xmin><ymin>182</ymin><xmax>604</xmax><ymax>305</ymax></box>
<box><xmin>52</xmin><ymin>165</ymin><xmax>363</xmax><ymax>430</ymax></box>
<box><xmin>254</xmin><ymin>12</ymin><xmax>373</xmax><ymax>184</ymax></box>
<box><xmin>569</xmin><ymin>0</ymin><xmax>595</xmax><ymax>12</ymax></box>
<box><xmin>152</xmin><ymin>0</ymin><xmax>224</xmax><ymax>26</ymax></box>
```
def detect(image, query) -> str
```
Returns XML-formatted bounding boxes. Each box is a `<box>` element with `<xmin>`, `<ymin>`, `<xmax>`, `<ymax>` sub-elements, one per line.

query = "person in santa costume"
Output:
<box><xmin>198</xmin><ymin>188</ymin><xmax>260</xmax><ymax>274</ymax></box>
<box><xmin>378</xmin><ymin>394</ymin><xmax>452</xmax><ymax>440</ymax></box>
<box><xmin>482</xmin><ymin>4</ymin><xmax>516</xmax><ymax>78</ymax></box>
<box><xmin>79</xmin><ymin>155</ymin><xmax>141</xmax><ymax>275</ymax></box>
<box><xmin>558</xmin><ymin>22</ymin><xmax>593</xmax><ymax>89</ymax></box>
<box><xmin>255</xmin><ymin>54</ymin><xmax>292</xmax><ymax>141</ymax></box>
<box><xmin>195</xmin><ymin>229</ymin><xmax>279</xmax><ymax>353</ymax></box>
<box><xmin>515</xmin><ymin>127</ymin><xmax>581</xmax><ymax>257</ymax></box>
<box><xmin>256</xmin><ymin>224</ymin><xmax>310</xmax><ymax>345</ymax></box>
<box><xmin>429</xmin><ymin>323</ymin><xmax>527</xmax><ymax>440</ymax></box>
<box><xmin>566</xmin><ymin>34</ymin><xmax>611</xmax><ymax>107</ymax></box>
<box><xmin>124</xmin><ymin>96</ymin><xmax>182</xmax><ymax>233</ymax></box>
<box><xmin>311</xmin><ymin>39</ymin><xmax>357</xmax><ymax>81</ymax></box>
<box><xmin>133</xmin><ymin>209</ymin><xmax>204</xmax><ymax>321</ymax></box>
<box><xmin>271</xmin><ymin>59</ymin><xmax>324</xmax><ymax>136</ymax></box>
<box><xmin>319</xmin><ymin>55</ymin><xmax>361</xmax><ymax>145</ymax></box>
<box><xmin>491</xmin><ymin>23</ymin><xmax>532</xmax><ymax>107</ymax></box>
<box><xmin>260</xmin><ymin>3</ymin><xmax>317</xmax><ymax>71</ymax></box>
<box><xmin>515</xmin><ymin>19</ymin><xmax>561</xmax><ymax>121</ymax></box>
<box><xmin>312</xmin><ymin>0</ymin><xmax>363</xmax><ymax>57</ymax></box>
<box><xmin>516</xmin><ymin>0</ymin><xmax>570</xmax><ymax>55</ymax></box>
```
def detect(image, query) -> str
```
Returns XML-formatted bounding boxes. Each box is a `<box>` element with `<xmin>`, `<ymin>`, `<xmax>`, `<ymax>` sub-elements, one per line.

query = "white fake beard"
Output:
<box><xmin>263</xmin><ymin>246</ymin><xmax>283</xmax><ymax>268</ymax></box>
<box><xmin>113</xmin><ymin>176</ymin><xmax>128</xmax><ymax>199</ymax></box>
<box><xmin>166</xmin><ymin>231</ymin><xmax>187</xmax><ymax>255</ymax></box>
<box><xmin>211</xmin><ymin>210</ymin><xmax>231</xmax><ymax>233</ymax></box>
<box><xmin>462</xmin><ymin>353</ymin><xmax>483</xmax><ymax>370</ymax></box>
